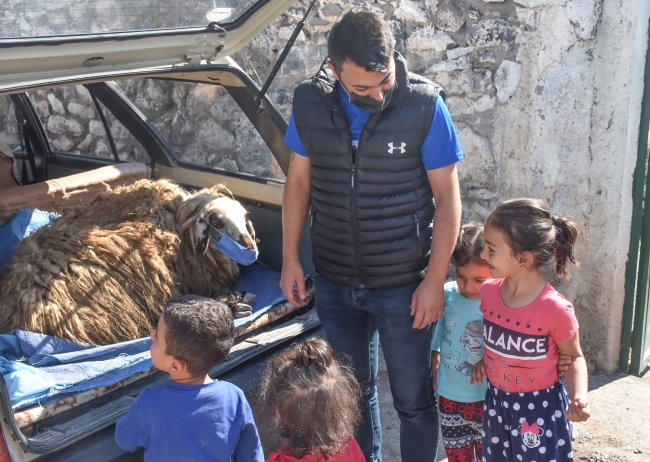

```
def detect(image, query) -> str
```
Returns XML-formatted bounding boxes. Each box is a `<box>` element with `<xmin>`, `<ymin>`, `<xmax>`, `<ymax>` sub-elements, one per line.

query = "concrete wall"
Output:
<box><xmin>235</xmin><ymin>0</ymin><xmax>650</xmax><ymax>372</ymax></box>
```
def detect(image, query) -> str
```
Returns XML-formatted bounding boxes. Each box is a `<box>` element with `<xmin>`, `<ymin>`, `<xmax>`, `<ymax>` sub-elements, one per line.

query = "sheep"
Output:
<box><xmin>0</xmin><ymin>179</ymin><xmax>257</xmax><ymax>345</ymax></box>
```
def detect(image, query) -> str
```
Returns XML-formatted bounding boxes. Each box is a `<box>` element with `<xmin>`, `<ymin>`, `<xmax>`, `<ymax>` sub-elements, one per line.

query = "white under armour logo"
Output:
<box><xmin>388</xmin><ymin>142</ymin><xmax>406</xmax><ymax>154</ymax></box>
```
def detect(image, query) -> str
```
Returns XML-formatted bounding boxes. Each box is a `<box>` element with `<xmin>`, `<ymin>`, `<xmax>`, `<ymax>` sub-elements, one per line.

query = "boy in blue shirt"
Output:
<box><xmin>115</xmin><ymin>296</ymin><xmax>264</xmax><ymax>462</ymax></box>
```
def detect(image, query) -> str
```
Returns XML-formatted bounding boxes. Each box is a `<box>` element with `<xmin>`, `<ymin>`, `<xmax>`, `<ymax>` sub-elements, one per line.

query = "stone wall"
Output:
<box><xmin>1</xmin><ymin>0</ymin><xmax>648</xmax><ymax>370</ymax></box>
<box><xmin>233</xmin><ymin>0</ymin><xmax>649</xmax><ymax>372</ymax></box>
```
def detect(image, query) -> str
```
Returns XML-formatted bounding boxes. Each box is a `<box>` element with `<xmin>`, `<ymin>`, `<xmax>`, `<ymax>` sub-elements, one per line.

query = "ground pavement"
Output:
<box><xmin>377</xmin><ymin>345</ymin><xmax>650</xmax><ymax>462</ymax></box>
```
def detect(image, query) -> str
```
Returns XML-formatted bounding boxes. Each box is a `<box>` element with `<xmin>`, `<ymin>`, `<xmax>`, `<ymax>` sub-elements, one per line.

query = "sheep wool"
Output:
<box><xmin>0</xmin><ymin>179</ymin><xmax>248</xmax><ymax>345</ymax></box>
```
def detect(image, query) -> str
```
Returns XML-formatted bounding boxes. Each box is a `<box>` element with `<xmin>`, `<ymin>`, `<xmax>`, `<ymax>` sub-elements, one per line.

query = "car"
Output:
<box><xmin>0</xmin><ymin>0</ymin><xmax>321</xmax><ymax>460</ymax></box>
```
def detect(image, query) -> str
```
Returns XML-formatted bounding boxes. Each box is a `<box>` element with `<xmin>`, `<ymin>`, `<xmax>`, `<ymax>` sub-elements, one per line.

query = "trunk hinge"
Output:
<box><xmin>254</xmin><ymin>0</ymin><xmax>317</xmax><ymax>108</ymax></box>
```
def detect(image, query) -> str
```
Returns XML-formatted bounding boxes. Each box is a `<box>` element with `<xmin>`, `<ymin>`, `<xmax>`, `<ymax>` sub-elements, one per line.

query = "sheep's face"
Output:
<box><xmin>195</xmin><ymin>196</ymin><xmax>257</xmax><ymax>257</ymax></box>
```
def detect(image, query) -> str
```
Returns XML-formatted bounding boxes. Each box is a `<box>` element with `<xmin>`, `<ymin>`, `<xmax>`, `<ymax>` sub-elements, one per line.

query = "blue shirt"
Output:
<box><xmin>431</xmin><ymin>281</ymin><xmax>488</xmax><ymax>403</ymax></box>
<box><xmin>115</xmin><ymin>380</ymin><xmax>264</xmax><ymax>462</ymax></box>
<box><xmin>284</xmin><ymin>82</ymin><xmax>463</xmax><ymax>170</ymax></box>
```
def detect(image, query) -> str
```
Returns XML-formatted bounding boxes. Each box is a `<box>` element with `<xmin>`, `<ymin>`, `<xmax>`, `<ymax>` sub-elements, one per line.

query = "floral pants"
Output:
<box><xmin>439</xmin><ymin>396</ymin><xmax>484</xmax><ymax>462</ymax></box>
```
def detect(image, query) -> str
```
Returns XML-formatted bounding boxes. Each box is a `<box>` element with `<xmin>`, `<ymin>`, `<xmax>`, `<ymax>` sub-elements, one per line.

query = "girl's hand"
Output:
<box><xmin>557</xmin><ymin>354</ymin><xmax>573</xmax><ymax>376</ymax></box>
<box><xmin>470</xmin><ymin>359</ymin><xmax>486</xmax><ymax>385</ymax></box>
<box><xmin>566</xmin><ymin>397</ymin><xmax>591</xmax><ymax>422</ymax></box>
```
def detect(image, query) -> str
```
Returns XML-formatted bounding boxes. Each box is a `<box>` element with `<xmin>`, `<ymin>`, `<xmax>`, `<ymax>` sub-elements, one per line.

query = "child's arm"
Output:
<box><xmin>430</xmin><ymin>315</ymin><xmax>443</xmax><ymax>390</ymax></box>
<box><xmin>431</xmin><ymin>351</ymin><xmax>440</xmax><ymax>391</ymax></box>
<box><xmin>470</xmin><ymin>358</ymin><xmax>487</xmax><ymax>385</ymax></box>
<box><xmin>114</xmin><ymin>396</ymin><xmax>145</xmax><ymax>452</ymax></box>
<box><xmin>556</xmin><ymin>330</ymin><xmax>591</xmax><ymax>423</ymax></box>
<box><xmin>234</xmin><ymin>399</ymin><xmax>265</xmax><ymax>462</ymax></box>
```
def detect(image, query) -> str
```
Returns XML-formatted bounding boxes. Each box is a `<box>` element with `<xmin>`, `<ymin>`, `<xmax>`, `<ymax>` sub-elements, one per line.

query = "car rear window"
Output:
<box><xmin>0</xmin><ymin>0</ymin><xmax>263</xmax><ymax>38</ymax></box>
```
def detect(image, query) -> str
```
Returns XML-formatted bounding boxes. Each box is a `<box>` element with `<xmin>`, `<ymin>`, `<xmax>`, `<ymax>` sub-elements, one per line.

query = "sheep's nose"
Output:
<box><xmin>237</xmin><ymin>234</ymin><xmax>256</xmax><ymax>250</ymax></box>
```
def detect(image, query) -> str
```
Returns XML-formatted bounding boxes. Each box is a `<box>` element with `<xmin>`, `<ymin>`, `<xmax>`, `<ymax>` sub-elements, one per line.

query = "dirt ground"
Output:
<box><xmin>377</xmin><ymin>345</ymin><xmax>650</xmax><ymax>462</ymax></box>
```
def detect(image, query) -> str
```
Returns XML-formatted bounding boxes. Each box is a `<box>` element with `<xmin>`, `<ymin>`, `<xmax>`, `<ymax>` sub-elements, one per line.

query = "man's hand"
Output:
<box><xmin>566</xmin><ymin>397</ymin><xmax>591</xmax><ymax>422</ymax></box>
<box><xmin>470</xmin><ymin>359</ymin><xmax>487</xmax><ymax>385</ymax></box>
<box><xmin>411</xmin><ymin>280</ymin><xmax>443</xmax><ymax>329</ymax></box>
<box><xmin>280</xmin><ymin>259</ymin><xmax>306</xmax><ymax>307</ymax></box>
<box><xmin>431</xmin><ymin>351</ymin><xmax>440</xmax><ymax>391</ymax></box>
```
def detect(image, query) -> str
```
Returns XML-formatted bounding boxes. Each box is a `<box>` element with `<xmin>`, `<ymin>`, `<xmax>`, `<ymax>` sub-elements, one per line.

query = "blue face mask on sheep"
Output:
<box><xmin>201</xmin><ymin>219</ymin><xmax>259</xmax><ymax>266</ymax></box>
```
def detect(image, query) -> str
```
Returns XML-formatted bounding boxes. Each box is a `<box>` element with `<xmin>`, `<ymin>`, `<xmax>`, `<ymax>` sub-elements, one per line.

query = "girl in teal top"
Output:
<box><xmin>431</xmin><ymin>223</ymin><xmax>490</xmax><ymax>462</ymax></box>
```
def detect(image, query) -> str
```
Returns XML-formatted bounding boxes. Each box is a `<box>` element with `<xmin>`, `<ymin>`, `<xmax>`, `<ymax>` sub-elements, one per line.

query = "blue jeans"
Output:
<box><xmin>314</xmin><ymin>275</ymin><xmax>439</xmax><ymax>462</ymax></box>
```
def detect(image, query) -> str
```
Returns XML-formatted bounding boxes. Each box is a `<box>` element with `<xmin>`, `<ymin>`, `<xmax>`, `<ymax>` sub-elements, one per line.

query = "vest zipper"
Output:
<box><xmin>413</xmin><ymin>213</ymin><xmax>420</xmax><ymax>237</ymax></box>
<box><xmin>351</xmin><ymin>164</ymin><xmax>355</xmax><ymax>188</ymax></box>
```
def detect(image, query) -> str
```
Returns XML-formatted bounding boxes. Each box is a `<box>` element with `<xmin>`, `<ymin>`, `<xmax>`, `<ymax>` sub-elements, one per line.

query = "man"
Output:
<box><xmin>279</xmin><ymin>11</ymin><xmax>463</xmax><ymax>462</ymax></box>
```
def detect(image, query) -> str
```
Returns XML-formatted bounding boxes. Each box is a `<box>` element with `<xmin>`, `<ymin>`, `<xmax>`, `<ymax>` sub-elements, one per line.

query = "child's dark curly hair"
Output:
<box><xmin>258</xmin><ymin>337</ymin><xmax>361</xmax><ymax>459</ymax></box>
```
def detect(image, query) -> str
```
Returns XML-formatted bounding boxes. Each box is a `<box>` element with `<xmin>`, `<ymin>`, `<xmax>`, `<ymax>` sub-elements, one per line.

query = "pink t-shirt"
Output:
<box><xmin>480</xmin><ymin>279</ymin><xmax>579</xmax><ymax>393</ymax></box>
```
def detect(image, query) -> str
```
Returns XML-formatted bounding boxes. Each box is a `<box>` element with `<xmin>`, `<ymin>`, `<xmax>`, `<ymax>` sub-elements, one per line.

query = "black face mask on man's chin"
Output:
<box><xmin>337</xmin><ymin>73</ymin><xmax>397</xmax><ymax>114</ymax></box>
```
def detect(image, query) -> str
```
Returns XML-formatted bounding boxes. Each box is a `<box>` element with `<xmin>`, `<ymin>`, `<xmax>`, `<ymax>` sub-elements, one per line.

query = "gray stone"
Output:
<box><xmin>514</xmin><ymin>0</ymin><xmax>565</xmax><ymax>7</ymax></box>
<box><xmin>407</xmin><ymin>27</ymin><xmax>457</xmax><ymax>51</ymax></box>
<box><xmin>51</xmin><ymin>135</ymin><xmax>75</xmax><ymax>151</ymax></box>
<box><xmin>479</xmin><ymin>50</ymin><xmax>497</xmax><ymax>64</ymax></box>
<box><xmin>427</xmin><ymin>68</ymin><xmax>494</xmax><ymax>99</ymax></box>
<box><xmin>236</xmin><ymin>150</ymin><xmax>272</xmax><ymax>176</ymax></box>
<box><xmin>195</xmin><ymin>118</ymin><xmax>235</xmax><ymax>152</ymax></box>
<box><xmin>319</xmin><ymin>4</ymin><xmax>342</xmax><ymax>18</ymax></box>
<box><xmin>95</xmin><ymin>139</ymin><xmax>112</xmax><ymax>158</ymax></box>
<box><xmin>171</xmin><ymin>111</ymin><xmax>193</xmax><ymax>146</ymax></box>
<box><xmin>494</xmin><ymin>60</ymin><xmax>523</xmax><ymax>101</ymax></box>
<box><xmin>109</xmin><ymin>119</ymin><xmax>131</xmax><ymax>140</ymax></box>
<box><xmin>446</xmin><ymin>94</ymin><xmax>495</xmax><ymax>115</ymax></box>
<box><xmin>426</xmin><ymin>54</ymin><xmax>472</xmax><ymax>73</ymax></box>
<box><xmin>482</xmin><ymin>0</ymin><xmax>504</xmax><ymax>2</ymax></box>
<box><xmin>216</xmin><ymin>158</ymin><xmax>239</xmax><ymax>172</ymax></box>
<box><xmin>393</xmin><ymin>0</ymin><xmax>429</xmax><ymax>26</ymax></box>
<box><xmin>566</xmin><ymin>0</ymin><xmax>602</xmax><ymax>40</ymax></box>
<box><xmin>132</xmin><ymin>79</ymin><xmax>170</xmax><ymax>120</ymax></box>
<box><xmin>75</xmin><ymin>85</ymin><xmax>95</xmax><ymax>105</ymax></box>
<box><xmin>34</xmin><ymin>100</ymin><xmax>50</xmax><ymax>118</ymax></box>
<box><xmin>468</xmin><ymin>8</ymin><xmax>481</xmax><ymax>21</ymax></box>
<box><xmin>89</xmin><ymin>120</ymin><xmax>105</xmax><ymax>138</ymax></box>
<box><xmin>67</xmin><ymin>102</ymin><xmax>95</xmax><ymax>119</ymax></box>
<box><xmin>77</xmin><ymin>134</ymin><xmax>94</xmax><ymax>151</ymax></box>
<box><xmin>467</xmin><ymin>19</ymin><xmax>517</xmax><ymax>48</ymax></box>
<box><xmin>436</xmin><ymin>1</ymin><xmax>465</xmax><ymax>33</ymax></box>
<box><xmin>47</xmin><ymin>93</ymin><xmax>65</xmax><ymax>115</ymax></box>
<box><xmin>446</xmin><ymin>46</ymin><xmax>474</xmax><ymax>60</ymax></box>
<box><xmin>46</xmin><ymin>115</ymin><xmax>66</xmax><ymax>135</ymax></box>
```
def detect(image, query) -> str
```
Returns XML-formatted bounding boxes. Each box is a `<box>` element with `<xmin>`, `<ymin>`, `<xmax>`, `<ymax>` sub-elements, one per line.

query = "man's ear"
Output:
<box><xmin>326</xmin><ymin>60</ymin><xmax>340</xmax><ymax>80</ymax></box>
<box><xmin>169</xmin><ymin>356</ymin><xmax>188</xmax><ymax>376</ymax></box>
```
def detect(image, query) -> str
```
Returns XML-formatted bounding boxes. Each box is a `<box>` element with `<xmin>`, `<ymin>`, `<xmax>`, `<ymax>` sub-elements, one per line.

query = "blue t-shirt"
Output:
<box><xmin>115</xmin><ymin>380</ymin><xmax>264</xmax><ymax>462</ymax></box>
<box><xmin>284</xmin><ymin>82</ymin><xmax>463</xmax><ymax>170</ymax></box>
<box><xmin>431</xmin><ymin>281</ymin><xmax>488</xmax><ymax>403</ymax></box>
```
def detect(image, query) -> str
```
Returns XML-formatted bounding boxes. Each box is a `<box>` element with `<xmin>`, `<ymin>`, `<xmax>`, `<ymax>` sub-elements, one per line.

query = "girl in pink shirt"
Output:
<box><xmin>259</xmin><ymin>337</ymin><xmax>365</xmax><ymax>462</ymax></box>
<box><xmin>470</xmin><ymin>198</ymin><xmax>591</xmax><ymax>462</ymax></box>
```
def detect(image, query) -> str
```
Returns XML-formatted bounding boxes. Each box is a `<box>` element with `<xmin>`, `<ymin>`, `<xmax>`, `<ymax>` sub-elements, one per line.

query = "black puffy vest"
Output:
<box><xmin>293</xmin><ymin>55</ymin><xmax>442</xmax><ymax>288</ymax></box>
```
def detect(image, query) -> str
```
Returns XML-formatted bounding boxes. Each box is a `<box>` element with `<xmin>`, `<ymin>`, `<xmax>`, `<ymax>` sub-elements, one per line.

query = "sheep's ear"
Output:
<box><xmin>195</xmin><ymin>220</ymin><xmax>210</xmax><ymax>256</ymax></box>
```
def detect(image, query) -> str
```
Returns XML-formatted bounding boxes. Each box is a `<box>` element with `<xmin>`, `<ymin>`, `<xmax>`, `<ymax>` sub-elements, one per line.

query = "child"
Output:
<box><xmin>115</xmin><ymin>295</ymin><xmax>264</xmax><ymax>462</ymax></box>
<box><xmin>471</xmin><ymin>198</ymin><xmax>591</xmax><ymax>462</ymax></box>
<box><xmin>431</xmin><ymin>223</ymin><xmax>490</xmax><ymax>462</ymax></box>
<box><xmin>258</xmin><ymin>337</ymin><xmax>364</xmax><ymax>462</ymax></box>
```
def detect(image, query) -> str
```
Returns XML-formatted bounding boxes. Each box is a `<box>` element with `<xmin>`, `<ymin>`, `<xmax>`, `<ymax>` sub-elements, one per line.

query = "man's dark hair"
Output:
<box><xmin>162</xmin><ymin>295</ymin><xmax>235</xmax><ymax>376</ymax></box>
<box><xmin>327</xmin><ymin>11</ymin><xmax>395</xmax><ymax>73</ymax></box>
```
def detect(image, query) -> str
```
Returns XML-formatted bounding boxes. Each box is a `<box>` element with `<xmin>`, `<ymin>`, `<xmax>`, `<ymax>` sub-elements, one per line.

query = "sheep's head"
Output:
<box><xmin>194</xmin><ymin>196</ymin><xmax>257</xmax><ymax>258</ymax></box>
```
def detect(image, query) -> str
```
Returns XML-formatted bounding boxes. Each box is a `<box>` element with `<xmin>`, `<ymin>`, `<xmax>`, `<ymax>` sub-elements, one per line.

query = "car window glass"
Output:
<box><xmin>1</xmin><ymin>0</ymin><xmax>264</xmax><ymax>38</ymax></box>
<box><xmin>114</xmin><ymin>78</ymin><xmax>284</xmax><ymax>180</ymax></box>
<box><xmin>0</xmin><ymin>96</ymin><xmax>20</xmax><ymax>150</ymax></box>
<box><xmin>96</xmin><ymin>100</ymin><xmax>151</xmax><ymax>164</ymax></box>
<box><xmin>30</xmin><ymin>86</ymin><xmax>115</xmax><ymax>160</ymax></box>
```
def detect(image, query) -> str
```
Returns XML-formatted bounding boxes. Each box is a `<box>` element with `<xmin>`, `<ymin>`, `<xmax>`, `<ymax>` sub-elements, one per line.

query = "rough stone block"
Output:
<box><xmin>47</xmin><ymin>93</ymin><xmax>65</xmax><ymax>115</ymax></box>
<box><xmin>466</xmin><ymin>19</ymin><xmax>517</xmax><ymax>48</ymax></box>
<box><xmin>479</xmin><ymin>50</ymin><xmax>497</xmax><ymax>64</ymax></box>
<box><xmin>494</xmin><ymin>60</ymin><xmax>522</xmax><ymax>101</ymax></box>
<box><xmin>407</xmin><ymin>27</ymin><xmax>457</xmax><ymax>51</ymax></box>
<box><xmin>89</xmin><ymin>120</ymin><xmax>105</xmax><ymax>138</ymax></box>
<box><xmin>67</xmin><ymin>102</ymin><xmax>95</xmax><ymax>119</ymax></box>
<box><xmin>447</xmin><ymin>94</ymin><xmax>495</xmax><ymax>115</ymax></box>
<box><xmin>77</xmin><ymin>134</ymin><xmax>94</xmax><ymax>151</ymax></box>
<box><xmin>566</xmin><ymin>0</ymin><xmax>602</xmax><ymax>40</ymax></box>
<box><xmin>51</xmin><ymin>135</ymin><xmax>75</xmax><ymax>151</ymax></box>
<box><xmin>393</xmin><ymin>0</ymin><xmax>429</xmax><ymax>26</ymax></box>
<box><xmin>436</xmin><ymin>1</ymin><xmax>466</xmax><ymax>33</ymax></box>
<box><xmin>426</xmin><ymin>54</ymin><xmax>472</xmax><ymax>73</ymax></box>
<box><xmin>513</xmin><ymin>0</ymin><xmax>566</xmax><ymax>7</ymax></box>
<box><xmin>34</xmin><ymin>100</ymin><xmax>50</xmax><ymax>118</ymax></box>
<box><xmin>446</xmin><ymin>46</ymin><xmax>474</xmax><ymax>60</ymax></box>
